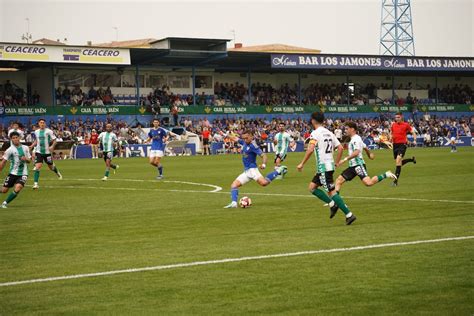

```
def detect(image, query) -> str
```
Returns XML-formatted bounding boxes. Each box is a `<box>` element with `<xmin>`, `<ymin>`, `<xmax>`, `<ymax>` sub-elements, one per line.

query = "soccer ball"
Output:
<box><xmin>239</xmin><ymin>196</ymin><xmax>252</xmax><ymax>208</ymax></box>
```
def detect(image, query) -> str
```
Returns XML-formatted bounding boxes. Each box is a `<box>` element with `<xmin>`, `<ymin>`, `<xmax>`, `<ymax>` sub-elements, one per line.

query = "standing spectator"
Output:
<box><xmin>170</xmin><ymin>104</ymin><xmax>179</xmax><ymax>126</ymax></box>
<box><xmin>90</xmin><ymin>129</ymin><xmax>99</xmax><ymax>159</ymax></box>
<box><xmin>201</xmin><ymin>127</ymin><xmax>211</xmax><ymax>155</ymax></box>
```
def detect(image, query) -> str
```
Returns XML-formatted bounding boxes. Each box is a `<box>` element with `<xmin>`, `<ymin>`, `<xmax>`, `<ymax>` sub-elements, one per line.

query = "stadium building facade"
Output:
<box><xmin>0</xmin><ymin>37</ymin><xmax>473</xmax><ymax>124</ymax></box>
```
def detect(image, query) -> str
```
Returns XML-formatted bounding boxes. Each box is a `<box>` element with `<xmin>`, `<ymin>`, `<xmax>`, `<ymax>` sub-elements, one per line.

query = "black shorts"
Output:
<box><xmin>274</xmin><ymin>153</ymin><xmax>287</xmax><ymax>163</ymax></box>
<box><xmin>103</xmin><ymin>151</ymin><xmax>113</xmax><ymax>161</ymax></box>
<box><xmin>341</xmin><ymin>165</ymin><xmax>369</xmax><ymax>181</ymax></box>
<box><xmin>35</xmin><ymin>153</ymin><xmax>53</xmax><ymax>165</ymax></box>
<box><xmin>203</xmin><ymin>138</ymin><xmax>210</xmax><ymax>146</ymax></box>
<box><xmin>311</xmin><ymin>171</ymin><xmax>335</xmax><ymax>192</ymax></box>
<box><xmin>3</xmin><ymin>174</ymin><xmax>28</xmax><ymax>188</ymax></box>
<box><xmin>393</xmin><ymin>143</ymin><xmax>407</xmax><ymax>159</ymax></box>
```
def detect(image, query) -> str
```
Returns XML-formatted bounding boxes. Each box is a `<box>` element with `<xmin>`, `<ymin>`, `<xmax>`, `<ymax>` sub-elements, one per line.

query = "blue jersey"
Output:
<box><xmin>148</xmin><ymin>127</ymin><xmax>169</xmax><ymax>151</ymax></box>
<box><xmin>239</xmin><ymin>139</ymin><xmax>263</xmax><ymax>170</ymax></box>
<box><xmin>449</xmin><ymin>126</ymin><xmax>458</xmax><ymax>137</ymax></box>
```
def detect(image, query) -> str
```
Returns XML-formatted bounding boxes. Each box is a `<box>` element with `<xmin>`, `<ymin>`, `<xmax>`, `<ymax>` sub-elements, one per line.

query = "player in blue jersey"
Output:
<box><xmin>145</xmin><ymin>119</ymin><xmax>178</xmax><ymax>179</ymax></box>
<box><xmin>448</xmin><ymin>123</ymin><xmax>459</xmax><ymax>153</ymax></box>
<box><xmin>224</xmin><ymin>130</ymin><xmax>287</xmax><ymax>208</ymax></box>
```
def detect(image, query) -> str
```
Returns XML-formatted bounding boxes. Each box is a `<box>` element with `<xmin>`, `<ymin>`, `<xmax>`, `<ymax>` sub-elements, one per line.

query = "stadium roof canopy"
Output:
<box><xmin>0</xmin><ymin>37</ymin><xmax>473</xmax><ymax>75</ymax></box>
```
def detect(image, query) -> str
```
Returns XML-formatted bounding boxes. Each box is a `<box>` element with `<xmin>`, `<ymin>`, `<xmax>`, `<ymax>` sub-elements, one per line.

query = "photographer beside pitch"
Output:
<box><xmin>0</xmin><ymin>132</ymin><xmax>31</xmax><ymax>208</ymax></box>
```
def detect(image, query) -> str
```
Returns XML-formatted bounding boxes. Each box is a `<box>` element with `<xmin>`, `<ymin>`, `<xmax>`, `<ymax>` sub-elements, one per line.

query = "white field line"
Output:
<box><xmin>1</xmin><ymin>236</ymin><xmax>472</xmax><ymax>287</ymax></box>
<box><xmin>40</xmin><ymin>178</ymin><xmax>222</xmax><ymax>193</ymax></box>
<box><xmin>34</xmin><ymin>180</ymin><xmax>474</xmax><ymax>204</ymax></box>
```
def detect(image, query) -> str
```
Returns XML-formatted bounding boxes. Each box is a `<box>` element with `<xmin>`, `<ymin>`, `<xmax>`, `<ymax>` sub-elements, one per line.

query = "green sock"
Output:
<box><xmin>377</xmin><ymin>173</ymin><xmax>387</xmax><ymax>182</ymax></box>
<box><xmin>5</xmin><ymin>191</ymin><xmax>18</xmax><ymax>204</ymax></box>
<box><xmin>105</xmin><ymin>170</ymin><xmax>110</xmax><ymax>177</ymax></box>
<box><xmin>331</xmin><ymin>193</ymin><xmax>351</xmax><ymax>215</ymax></box>
<box><xmin>312</xmin><ymin>188</ymin><xmax>332</xmax><ymax>203</ymax></box>
<box><xmin>34</xmin><ymin>170</ymin><xmax>40</xmax><ymax>182</ymax></box>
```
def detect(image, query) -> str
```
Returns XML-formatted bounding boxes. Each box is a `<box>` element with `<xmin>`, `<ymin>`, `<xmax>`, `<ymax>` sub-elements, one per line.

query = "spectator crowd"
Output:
<box><xmin>1</xmin><ymin>78</ymin><xmax>472</xmax><ymax>108</ymax></box>
<box><xmin>3</xmin><ymin>114</ymin><xmax>472</xmax><ymax>155</ymax></box>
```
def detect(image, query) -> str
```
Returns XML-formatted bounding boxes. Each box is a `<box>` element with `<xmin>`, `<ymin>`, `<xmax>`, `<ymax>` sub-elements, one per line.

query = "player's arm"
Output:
<box><xmin>259</xmin><ymin>153</ymin><xmax>268</xmax><ymax>170</ymax></box>
<box><xmin>410</xmin><ymin>126</ymin><xmax>417</xmax><ymax>145</ymax></box>
<box><xmin>363</xmin><ymin>146</ymin><xmax>375</xmax><ymax>160</ymax></box>
<box><xmin>297</xmin><ymin>141</ymin><xmax>316</xmax><ymax>171</ymax></box>
<box><xmin>0</xmin><ymin>158</ymin><xmax>7</xmax><ymax>172</ymax></box>
<box><xmin>29</xmin><ymin>139</ymin><xmax>37</xmax><ymax>152</ymax></box>
<box><xmin>21</xmin><ymin>147</ymin><xmax>32</xmax><ymax>163</ymax></box>
<box><xmin>334</xmin><ymin>144</ymin><xmax>344</xmax><ymax>166</ymax></box>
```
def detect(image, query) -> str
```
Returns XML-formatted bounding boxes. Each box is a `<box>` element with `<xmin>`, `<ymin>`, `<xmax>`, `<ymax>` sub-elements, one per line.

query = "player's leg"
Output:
<box><xmin>335</xmin><ymin>175</ymin><xmax>346</xmax><ymax>192</ymax></box>
<box><xmin>46</xmin><ymin>155</ymin><xmax>62</xmax><ymax>179</ymax></box>
<box><xmin>362</xmin><ymin>171</ymin><xmax>397</xmax><ymax>186</ymax></box>
<box><xmin>33</xmin><ymin>156</ymin><xmax>43</xmax><ymax>189</ymax></box>
<box><xmin>224</xmin><ymin>177</ymin><xmax>244</xmax><ymax>208</ymax></box>
<box><xmin>102</xmin><ymin>154</ymin><xmax>112</xmax><ymax>180</ymax></box>
<box><xmin>155</xmin><ymin>153</ymin><xmax>164</xmax><ymax>179</ymax></box>
<box><xmin>2</xmin><ymin>181</ymin><xmax>24</xmax><ymax>208</ymax></box>
<box><xmin>255</xmin><ymin>167</ymin><xmax>285</xmax><ymax>186</ymax></box>
<box><xmin>326</xmin><ymin>172</ymin><xmax>356</xmax><ymax>225</ymax></box>
<box><xmin>393</xmin><ymin>145</ymin><xmax>403</xmax><ymax>185</ymax></box>
<box><xmin>308</xmin><ymin>174</ymin><xmax>339</xmax><ymax>218</ymax></box>
<box><xmin>274</xmin><ymin>155</ymin><xmax>282</xmax><ymax>168</ymax></box>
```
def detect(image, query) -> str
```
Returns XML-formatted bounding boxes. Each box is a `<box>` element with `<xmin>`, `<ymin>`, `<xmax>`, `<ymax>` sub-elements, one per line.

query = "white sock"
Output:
<box><xmin>346</xmin><ymin>212</ymin><xmax>353</xmax><ymax>218</ymax></box>
<box><xmin>329</xmin><ymin>200</ymin><xmax>335</xmax><ymax>207</ymax></box>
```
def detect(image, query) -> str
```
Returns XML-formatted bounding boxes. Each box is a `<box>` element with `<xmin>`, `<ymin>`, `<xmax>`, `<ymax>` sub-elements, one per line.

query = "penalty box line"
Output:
<box><xmin>0</xmin><ymin>236</ymin><xmax>473</xmax><ymax>287</ymax></box>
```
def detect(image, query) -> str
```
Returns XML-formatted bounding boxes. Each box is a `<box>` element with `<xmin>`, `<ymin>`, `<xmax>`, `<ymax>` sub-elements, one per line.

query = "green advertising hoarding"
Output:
<box><xmin>1</xmin><ymin>104</ymin><xmax>473</xmax><ymax>116</ymax></box>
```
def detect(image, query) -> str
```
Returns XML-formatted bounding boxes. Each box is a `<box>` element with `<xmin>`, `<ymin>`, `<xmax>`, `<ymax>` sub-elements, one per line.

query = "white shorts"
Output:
<box><xmin>150</xmin><ymin>150</ymin><xmax>164</xmax><ymax>158</ymax></box>
<box><xmin>450</xmin><ymin>137</ymin><xmax>456</xmax><ymax>142</ymax></box>
<box><xmin>236</xmin><ymin>168</ymin><xmax>264</xmax><ymax>185</ymax></box>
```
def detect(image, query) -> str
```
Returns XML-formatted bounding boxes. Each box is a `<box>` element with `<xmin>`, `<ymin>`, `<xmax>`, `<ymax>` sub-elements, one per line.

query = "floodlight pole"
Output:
<box><xmin>379</xmin><ymin>0</ymin><xmax>416</xmax><ymax>56</ymax></box>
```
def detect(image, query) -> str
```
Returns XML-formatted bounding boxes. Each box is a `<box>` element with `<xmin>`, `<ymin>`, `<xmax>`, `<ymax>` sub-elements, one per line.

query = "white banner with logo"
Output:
<box><xmin>0</xmin><ymin>43</ymin><xmax>130</xmax><ymax>65</ymax></box>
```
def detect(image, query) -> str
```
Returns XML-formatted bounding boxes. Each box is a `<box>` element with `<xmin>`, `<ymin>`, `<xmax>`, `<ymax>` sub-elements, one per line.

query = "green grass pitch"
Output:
<box><xmin>1</xmin><ymin>147</ymin><xmax>473</xmax><ymax>314</ymax></box>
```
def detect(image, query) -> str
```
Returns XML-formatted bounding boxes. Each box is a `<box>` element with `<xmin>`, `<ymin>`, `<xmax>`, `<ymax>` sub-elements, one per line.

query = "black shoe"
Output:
<box><xmin>392</xmin><ymin>180</ymin><xmax>398</xmax><ymax>187</ymax></box>
<box><xmin>346</xmin><ymin>215</ymin><xmax>357</xmax><ymax>225</ymax></box>
<box><xmin>412</xmin><ymin>156</ymin><xmax>416</xmax><ymax>164</ymax></box>
<box><xmin>330</xmin><ymin>204</ymin><xmax>339</xmax><ymax>219</ymax></box>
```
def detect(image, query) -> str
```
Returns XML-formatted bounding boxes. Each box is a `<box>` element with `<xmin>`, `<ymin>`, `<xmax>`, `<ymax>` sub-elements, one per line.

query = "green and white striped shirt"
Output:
<box><xmin>348</xmin><ymin>134</ymin><xmax>366</xmax><ymax>167</ymax></box>
<box><xmin>310</xmin><ymin>126</ymin><xmax>341</xmax><ymax>173</ymax></box>
<box><xmin>3</xmin><ymin>145</ymin><xmax>31</xmax><ymax>176</ymax></box>
<box><xmin>34</xmin><ymin>128</ymin><xmax>56</xmax><ymax>155</ymax></box>
<box><xmin>274</xmin><ymin>132</ymin><xmax>292</xmax><ymax>156</ymax></box>
<box><xmin>98</xmin><ymin>132</ymin><xmax>118</xmax><ymax>152</ymax></box>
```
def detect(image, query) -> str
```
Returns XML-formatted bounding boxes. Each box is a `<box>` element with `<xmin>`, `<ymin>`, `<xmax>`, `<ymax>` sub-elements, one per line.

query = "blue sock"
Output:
<box><xmin>265</xmin><ymin>170</ymin><xmax>279</xmax><ymax>182</ymax></box>
<box><xmin>158</xmin><ymin>165</ymin><xmax>163</xmax><ymax>175</ymax></box>
<box><xmin>231</xmin><ymin>188</ymin><xmax>239</xmax><ymax>202</ymax></box>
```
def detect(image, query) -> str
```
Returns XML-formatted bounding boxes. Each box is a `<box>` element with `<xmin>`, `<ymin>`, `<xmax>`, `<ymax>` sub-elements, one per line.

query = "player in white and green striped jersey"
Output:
<box><xmin>297</xmin><ymin>112</ymin><xmax>356</xmax><ymax>225</ymax></box>
<box><xmin>335</xmin><ymin>122</ymin><xmax>397</xmax><ymax>193</ymax></box>
<box><xmin>0</xmin><ymin>131</ymin><xmax>31</xmax><ymax>208</ymax></box>
<box><xmin>98</xmin><ymin>123</ymin><xmax>119</xmax><ymax>181</ymax></box>
<box><xmin>273</xmin><ymin>123</ymin><xmax>291</xmax><ymax>169</ymax></box>
<box><xmin>29</xmin><ymin>119</ymin><xmax>62</xmax><ymax>189</ymax></box>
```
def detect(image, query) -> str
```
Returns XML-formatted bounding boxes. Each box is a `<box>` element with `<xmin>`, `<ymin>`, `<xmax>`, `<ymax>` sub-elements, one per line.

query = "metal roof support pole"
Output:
<box><xmin>247</xmin><ymin>67</ymin><xmax>252</xmax><ymax>106</ymax></box>
<box><xmin>391</xmin><ymin>75</ymin><xmax>395</xmax><ymax>106</ymax></box>
<box><xmin>297</xmin><ymin>73</ymin><xmax>302</xmax><ymax>105</ymax></box>
<box><xmin>192</xmin><ymin>66</ymin><xmax>196</xmax><ymax>106</ymax></box>
<box><xmin>346</xmin><ymin>73</ymin><xmax>350</xmax><ymax>105</ymax></box>
<box><xmin>135</xmin><ymin>64</ymin><xmax>140</xmax><ymax>107</ymax></box>
<box><xmin>51</xmin><ymin>65</ymin><xmax>56</xmax><ymax>107</ymax></box>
